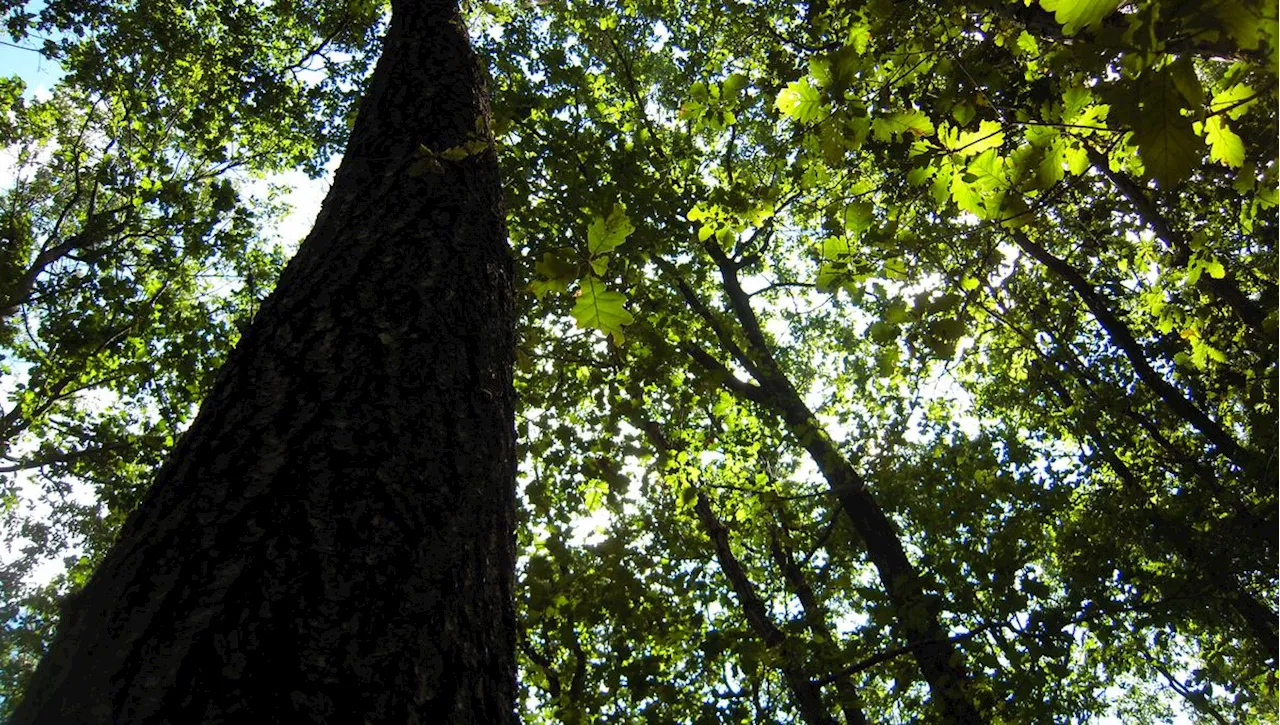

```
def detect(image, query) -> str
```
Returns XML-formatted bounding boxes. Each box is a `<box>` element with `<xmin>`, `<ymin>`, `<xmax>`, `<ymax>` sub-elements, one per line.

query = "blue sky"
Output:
<box><xmin>0</xmin><ymin>35</ymin><xmax>62</xmax><ymax>92</ymax></box>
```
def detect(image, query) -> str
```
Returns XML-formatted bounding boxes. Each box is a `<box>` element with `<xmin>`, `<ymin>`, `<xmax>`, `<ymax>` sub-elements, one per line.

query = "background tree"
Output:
<box><xmin>9</xmin><ymin>0</ymin><xmax>517</xmax><ymax>721</ymax></box>
<box><xmin>489</xmin><ymin>0</ymin><xmax>1275</xmax><ymax>720</ymax></box>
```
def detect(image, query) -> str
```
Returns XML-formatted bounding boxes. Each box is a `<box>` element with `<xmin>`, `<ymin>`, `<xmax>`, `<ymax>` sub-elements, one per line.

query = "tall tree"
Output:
<box><xmin>0</xmin><ymin>0</ymin><xmax>377</xmax><ymax>690</ymax></box>
<box><xmin>10</xmin><ymin>0</ymin><xmax>517</xmax><ymax>721</ymax></box>
<box><xmin>486</xmin><ymin>0</ymin><xmax>1274</xmax><ymax>720</ymax></box>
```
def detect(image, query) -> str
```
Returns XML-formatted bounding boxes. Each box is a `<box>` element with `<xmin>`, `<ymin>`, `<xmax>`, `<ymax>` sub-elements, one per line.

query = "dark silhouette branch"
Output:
<box><xmin>1010</xmin><ymin>229</ymin><xmax>1255</xmax><ymax>472</ymax></box>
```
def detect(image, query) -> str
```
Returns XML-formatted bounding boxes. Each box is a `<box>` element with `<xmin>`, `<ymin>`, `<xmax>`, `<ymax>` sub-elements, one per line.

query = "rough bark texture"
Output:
<box><xmin>13</xmin><ymin>1</ymin><xmax>517</xmax><ymax>722</ymax></box>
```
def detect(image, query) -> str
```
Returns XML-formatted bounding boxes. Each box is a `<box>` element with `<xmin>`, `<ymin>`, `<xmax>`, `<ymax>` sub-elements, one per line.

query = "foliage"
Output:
<box><xmin>1</xmin><ymin>0</ymin><xmax>1276</xmax><ymax>721</ymax></box>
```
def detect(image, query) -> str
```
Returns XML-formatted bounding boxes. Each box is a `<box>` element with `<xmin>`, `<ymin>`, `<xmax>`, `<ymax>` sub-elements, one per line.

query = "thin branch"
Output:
<box><xmin>1141</xmin><ymin>653</ymin><xmax>1231</xmax><ymax>725</ymax></box>
<box><xmin>653</xmin><ymin>255</ymin><xmax>765</xmax><ymax>381</ymax></box>
<box><xmin>1010</xmin><ymin>229</ymin><xmax>1254</xmax><ymax>472</ymax></box>
<box><xmin>694</xmin><ymin>492</ymin><xmax>836</xmax><ymax>725</ymax></box>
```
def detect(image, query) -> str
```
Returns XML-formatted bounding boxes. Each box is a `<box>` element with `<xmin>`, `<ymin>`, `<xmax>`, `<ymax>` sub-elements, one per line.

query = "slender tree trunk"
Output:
<box><xmin>12</xmin><ymin>1</ymin><xmax>517</xmax><ymax>722</ymax></box>
<box><xmin>693</xmin><ymin>493</ymin><xmax>838</xmax><ymax>725</ymax></box>
<box><xmin>680</xmin><ymin>244</ymin><xmax>984</xmax><ymax>723</ymax></box>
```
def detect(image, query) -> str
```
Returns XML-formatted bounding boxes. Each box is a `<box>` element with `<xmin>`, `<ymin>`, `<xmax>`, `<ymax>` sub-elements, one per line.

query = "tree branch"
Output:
<box><xmin>1010</xmin><ymin>229</ymin><xmax>1254</xmax><ymax>472</ymax></box>
<box><xmin>1085</xmin><ymin>144</ymin><xmax>1268</xmax><ymax>338</ymax></box>
<box><xmin>693</xmin><ymin>492</ymin><xmax>837</xmax><ymax>725</ymax></box>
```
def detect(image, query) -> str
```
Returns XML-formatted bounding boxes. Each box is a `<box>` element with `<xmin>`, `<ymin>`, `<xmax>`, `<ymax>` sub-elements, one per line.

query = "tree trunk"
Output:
<box><xmin>12</xmin><ymin>1</ymin><xmax>517</xmax><ymax>722</ymax></box>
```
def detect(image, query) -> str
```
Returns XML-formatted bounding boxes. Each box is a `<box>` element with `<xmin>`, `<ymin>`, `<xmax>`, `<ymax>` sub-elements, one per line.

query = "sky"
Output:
<box><xmin>0</xmin><ymin>38</ymin><xmax>60</xmax><ymax>90</ymax></box>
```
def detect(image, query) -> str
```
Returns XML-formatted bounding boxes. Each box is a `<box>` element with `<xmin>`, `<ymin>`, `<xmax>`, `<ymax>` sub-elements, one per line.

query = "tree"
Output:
<box><xmin>9</xmin><ymin>0</ymin><xmax>518</xmax><ymax>721</ymax></box>
<box><xmin>489</xmin><ymin>0</ymin><xmax>1274</xmax><ymax>720</ymax></box>
<box><xmin>0</xmin><ymin>0</ymin><xmax>377</xmax><ymax>691</ymax></box>
<box><xmin>2</xmin><ymin>0</ymin><xmax>1275</xmax><ymax>721</ymax></box>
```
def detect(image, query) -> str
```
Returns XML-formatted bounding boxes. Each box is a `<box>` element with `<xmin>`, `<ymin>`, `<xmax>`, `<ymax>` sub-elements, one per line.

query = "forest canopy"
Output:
<box><xmin>0</xmin><ymin>0</ymin><xmax>1276</xmax><ymax>721</ymax></box>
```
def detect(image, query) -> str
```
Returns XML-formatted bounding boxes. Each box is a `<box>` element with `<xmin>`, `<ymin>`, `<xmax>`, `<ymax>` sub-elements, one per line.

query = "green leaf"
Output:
<box><xmin>872</xmin><ymin>109</ymin><xmax>934</xmax><ymax>141</ymax></box>
<box><xmin>1036</xmin><ymin>140</ymin><xmax>1067</xmax><ymax>188</ymax></box>
<box><xmin>952</xmin><ymin>150</ymin><xmax>1008</xmax><ymax>218</ymax></box>
<box><xmin>951</xmin><ymin>173</ymin><xmax>982</xmax><ymax>215</ymax></box>
<box><xmin>532</xmin><ymin>252</ymin><xmax>578</xmax><ymax>297</ymax></box>
<box><xmin>1063</xmin><ymin>85</ymin><xmax>1092</xmax><ymax>117</ymax></box>
<box><xmin>1168</xmin><ymin>58</ymin><xmax>1204</xmax><ymax>107</ymax></box>
<box><xmin>1191</xmin><ymin>255</ymin><xmax>1228</xmax><ymax>282</ymax></box>
<box><xmin>678</xmin><ymin>485</ymin><xmax>697</xmax><ymax>508</ymax></box>
<box><xmin>816</xmin><ymin>264</ymin><xmax>846</xmax><ymax>292</ymax></box>
<box><xmin>571</xmin><ymin>276</ymin><xmax>635</xmax><ymax>343</ymax></box>
<box><xmin>1131</xmin><ymin>76</ymin><xmax>1203</xmax><ymax>188</ymax></box>
<box><xmin>1210</xmin><ymin>83</ymin><xmax>1256</xmax><ymax>121</ymax></box>
<box><xmin>848</xmin><ymin>21</ymin><xmax>872</xmax><ymax>54</ymax></box>
<box><xmin>868</xmin><ymin>320</ymin><xmax>898</xmax><ymax>343</ymax></box>
<box><xmin>1015</xmin><ymin>31</ymin><xmax>1041</xmax><ymax>57</ymax></box>
<box><xmin>1203</xmin><ymin>116</ymin><xmax>1245</xmax><ymax>168</ymax></box>
<box><xmin>884</xmin><ymin>299</ymin><xmax>910</xmax><ymax>324</ymax></box>
<box><xmin>588</xmin><ymin>203</ymin><xmax>635</xmax><ymax>256</ymax></box>
<box><xmin>882</xmin><ymin>258</ymin><xmax>909</xmax><ymax>279</ymax></box>
<box><xmin>998</xmin><ymin>193</ymin><xmax>1032</xmax><ymax>228</ymax></box>
<box><xmin>774</xmin><ymin>78</ymin><xmax>824</xmax><ymax>123</ymax></box>
<box><xmin>875</xmin><ymin>347</ymin><xmax>899</xmax><ymax>377</ymax></box>
<box><xmin>808</xmin><ymin>57</ymin><xmax>834</xmax><ymax>88</ymax></box>
<box><xmin>947</xmin><ymin>120</ymin><xmax>1005</xmax><ymax>157</ymax></box>
<box><xmin>1213</xmin><ymin>0</ymin><xmax>1279</xmax><ymax>51</ymax></box>
<box><xmin>819</xmin><ymin>236</ymin><xmax>853</xmax><ymax>260</ymax></box>
<box><xmin>842</xmin><ymin>202</ymin><xmax>874</xmax><ymax>236</ymax></box>
<box><xmin>439</xmin><ymin>138</ymin><xmax>489</xmax><ymax>161</ymax></box>
<box><xmin>583</xmin><ymin>479</ymin><xmax>609</xmax><ymax>512</ymax></box>
<box><xmin>1064</xmin><ymin>143</ymin><xmax>1090</xmax><ymax>175</ymax></box>
<box><xmin>1039</xmin><ymin>0</ymin><xmax>1120</xmax><ymax>35</ymax></box>
<box><xmin>722</xmin><ymin>73</ymin><xmax>749</xmax><ymax>99</ymax></box>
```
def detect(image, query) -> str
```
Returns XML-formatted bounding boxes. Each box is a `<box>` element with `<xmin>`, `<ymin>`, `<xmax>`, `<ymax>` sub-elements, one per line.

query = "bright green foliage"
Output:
<box><xmin>487</xmin><ymin>0</ymin><xmax>1276</xmax><ymax>719</ymax></box>
<box><xmin>1040</xmin><ymin>0</ymin><xmax>1120</xmax><ymax>35</ymax></box>
<box><xmin>571</xmin><ymin>276</ymin><xmax>635</xmax><ymax>343</ymax></box>
<box><xmin>774</xmin><ymin>79</ymin><xmax>824</xmax><ymax>123</ymax></box>
<box><xmin>1211</xmin><ymin>82</ymin><xmax>1258</xmax><ymax>119</ymax></box>
<box><xmin>2</xmin><ymin>0</ymin><xmax>1277</xmax><ymax>721</ymax></box>
<box><xmin>870</xmin><ymin>110</ymin><xmax>934</xmax><ymax>142</ymax></box>
<box><xmin>587</xmin><ymin>203</ymin><xmax>635</xmax><ymax>258</ymax></box>
<box><xmin>1203</xmin><ymin>116</ymin><xmax>1245</xmax><ymax>167</ymax></box>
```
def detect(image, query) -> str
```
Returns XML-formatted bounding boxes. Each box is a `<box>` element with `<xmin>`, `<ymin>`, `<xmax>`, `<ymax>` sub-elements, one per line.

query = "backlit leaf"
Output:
<box><xmin>588</xmin><ymin>203</ymin><xmax>635</xmax><ymax>256</ymax></box>
<box><xmin>1040</xmin><ymin>0</ymin><xmax>1120</xmax><ymax>35</ymax></box>
<box><xmin>1210</xmin><ymin>83</ymin><xmax>1257</xmax><ymax>120</ymax></box>
<box><xmin>1203</xmin><ymin>116</ymin><xmax>1245</xmax><ymax>167</ymax></box>
<box><xmin>571</xmin><ymin>276</ymin><xmax>635</xmax><ymax>343</ymax></box>
<box><xmin>872</xmin><ymin>110</ymin><xmax>934</xmax><ymax>141</ymax></box>
<box><xmin>775</xmin><ymin>78</ymin><xmax>824</xmax><ymax>123</ymax></box>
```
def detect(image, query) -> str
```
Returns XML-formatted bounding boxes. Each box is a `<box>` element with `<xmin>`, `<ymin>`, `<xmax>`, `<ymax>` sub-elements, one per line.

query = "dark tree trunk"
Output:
<box><xmin>13</xmin><ymin>1</ymin><xmax>517</xmax><ymax>722</ymax></box>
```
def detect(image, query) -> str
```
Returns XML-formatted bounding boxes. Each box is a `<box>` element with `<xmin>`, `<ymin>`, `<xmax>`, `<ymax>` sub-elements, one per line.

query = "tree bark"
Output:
<box><xmin>12</xmin><ymin>1</ymin><xmax>517</xmax><ymax>722</ymax></box>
